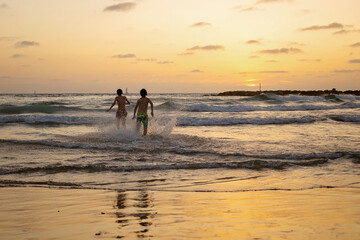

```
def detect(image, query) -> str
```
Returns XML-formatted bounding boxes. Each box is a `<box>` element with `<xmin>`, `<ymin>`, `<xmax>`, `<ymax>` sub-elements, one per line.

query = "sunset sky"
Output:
<box><xmin>1</xmin><ymin>0</ymin><xmax>359</xmax><ymax>93</ymax></box>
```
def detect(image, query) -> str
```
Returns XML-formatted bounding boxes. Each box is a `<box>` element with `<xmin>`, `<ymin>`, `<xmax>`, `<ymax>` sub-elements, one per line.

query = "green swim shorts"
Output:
<box><xmin>136</xmin><ymin>112</ymin><xmax>148</xmax><ymax>128</ymax></box>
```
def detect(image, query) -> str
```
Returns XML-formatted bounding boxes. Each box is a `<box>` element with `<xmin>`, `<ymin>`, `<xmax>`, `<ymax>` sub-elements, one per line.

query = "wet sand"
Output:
<box><xmin>0</xmin><ymin>187</ymin><xmax>359</xmax><ymax>239</ymax></box>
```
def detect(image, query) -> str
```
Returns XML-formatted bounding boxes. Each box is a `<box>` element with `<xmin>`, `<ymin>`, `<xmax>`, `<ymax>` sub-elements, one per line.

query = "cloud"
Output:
<box><xmin>258</xmin><ymin>48</ymin><xmax>303</xmax><ymax>54</ymax></box>
<box><xmin>187</xmin><ymin>45</ymin><xmax>225</xmax><ymax>51</ymax></box>
<box><xmin>178</xmin><ymin>52</ymin><xmax>194</xmax><ymax>56</ymax></box>
<box><xmin>246</xmin><ymin>40</ymin><xmax>261</xmax><ymax>44</ymax></box>
<box><xmin>0</xmin><ymin>76</ymin><xmax>11</xmax><ymax>79</ymax></box>
<box><xmin>349</xmin><ymin>59</ymin><xmax>360</xmax><ymax>63</ymax></box>
<box><xmin>250</xmin><ymin>55</ymin><xmax>260</xmax><ymax>59</ymax></box>
<box><xmin>137</xmin><ymin>58</ymin><xmax>157</xmax><ymax>62</ymax></box>
<box><xmin>191</xmin><ymin>69</ymin><xmax>204</xmax><ymax>73</ymax></box>
<box><xmin>103</xmin><ymin>2</ymin><xmax>136</xmax><ymax>12</ymax></box>
<box><xmin>19</xmin><ymin>65</ymin><xmax>30</xmax><ymax>68</ymax></box>
<box><xmin>0</xmin><ymin>3</ymin><xmax>9</xmax><ymax>9</ymax></box>
<box><xmin>111</xmin><ymin>54</ymin><xmax>136</xmax><ymax>58</ymax></box>
<box><xmin>157</xmin><ymin>61</ymin><xmax>174</xmax><ymax>64</ymax></box>
<box><xmin>334</xmin><ymin>69</ymin><xmax>360</xmax><ymax>73</ymax></box>
<box><xmin>266</xmin><ymin>60</ymin><xmax>277</xmax><ymax>63</ymax></box>
<box><xmin>299</xmin><ymin>22</ymin><xmax>344</xmax><ymax>31</ymax></box>
<box><xmin>0</xmin><ymin>36</ymin><xmax>17</xmax><ymax>42</ymax></box>
<box><xmin>15</xmin><ymin>41</ymin><xmax>39</xmax><ymax>48</ymax></box>
<box><xmin>256</xmin><ymin>0</ymin><xmax>293</xmax><ymax>3</ymax></box>
<box><xmin>350</xmin><ymin>42</ymin><xmax>360</xmax><ymax>47</ymax></box>
<box><xmin>259</xmin><ymin>71</ymin><xmax>288</xmax><ymax>73</ymax></box>
<box><xmin>333</xmin><ymin>29</ymin><xmax>360</xmax><ymax>35</ymax></box>
<box><xmin>10</xmin><ymin>54</ymin><xmax>26</xmax><ymax>58</ymax></box>
<box><xmin>298</xmin><ymin>58</ymin><xmax>321</xmax><ymax>62</ymax></box>
<box><xmin>235</xmin><ymin>6</ymin><xmax>258</xmax><ymax>12</ymax></box>
<box><xmin>190</xmin><ymin>22</ymin><xmax>212</xmax><ymax>28</ymax></box>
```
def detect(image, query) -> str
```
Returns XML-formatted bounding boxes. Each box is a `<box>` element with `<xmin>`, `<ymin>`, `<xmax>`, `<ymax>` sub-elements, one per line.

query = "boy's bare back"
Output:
<box><xmin>136</xmin><ymin>97</ymin><xmax>152</xmax><ymax>114</ymax></box>
<box><xmin>115</xmin><ymin>95</ymin><xmax>129</xmax><ymax>111</ymax></box>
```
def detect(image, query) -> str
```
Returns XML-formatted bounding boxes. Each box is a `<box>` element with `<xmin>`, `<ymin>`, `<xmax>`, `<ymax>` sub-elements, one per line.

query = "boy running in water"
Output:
<box><xmin>107</xmin><ymin>89</ymin><xmax>130</xmax><ymax>129</ymax></box>
<box><xmin>132</xmin><ymin>89</ymin><xmax>154</xmax><ymax>136</ymax></box>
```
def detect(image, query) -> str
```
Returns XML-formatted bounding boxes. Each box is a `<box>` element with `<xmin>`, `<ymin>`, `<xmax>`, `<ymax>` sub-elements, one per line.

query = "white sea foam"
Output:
<box><xmin>186</xmin><ymin>102</ymin><xmax>360</xmax><ymax>112</ymax></box>
<box><xmin>177</xmin><ymin>117</ymin><xmax>316</xmax><ymax>126</ymax></box>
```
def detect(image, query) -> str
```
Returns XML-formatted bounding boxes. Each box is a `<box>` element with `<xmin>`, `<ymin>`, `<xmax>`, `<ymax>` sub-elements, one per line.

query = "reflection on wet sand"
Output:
<box><xmin>114</xmin><ymin>188</ymin><xmax>156</xmax><ymax>239</ymax></box>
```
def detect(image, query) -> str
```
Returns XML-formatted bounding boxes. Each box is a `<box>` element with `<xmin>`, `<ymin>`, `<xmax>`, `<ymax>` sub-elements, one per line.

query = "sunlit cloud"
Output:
<box><xmin>103</xmin><ymin>2</ymin><xmax>136</xmax><ymax>12</ymax></box>
<box><xmin>157</xmin><ymin>61</ymin><xmax>174</xmax><ymax>64</ymax></box>
<box><xmin>258</xmin><ymin>48</ymin><xmax>303</xmax><ymax>54</ymax></box>
<box><xmin>333</xmin><ymin>29</ymin><xmax>360</xmax><ymax>35</ymax></box>
<box><xmin>298</xmin><ymin>59</ymin><xmax>321</xmax><ymax>62</ymax></box>
<box><xmin>349</xmin><ymin>59</ymin><xmax>360</xmax><ymax>63</ymax></box>
<box><xmin>137</xmin><ymin>58</ymin><xmax>157</xmax><ymax>62</ymax></box>
<box><xmin>186</xmin><ymin>45</ymin><xmax>225</xmax><ymax>51</ymax></box>
<box><xmin>250</xmin><ymin>56</ymin><xmax>260</xmax><ymax>59</ymax></box>
<box><xmin>191</xmin><ymin>69</ymin><xmax>204</xmax><ymax>73</ymax></box>
<box><xmin>0</xmin><ymin>3</ymin><xmax>9</xmax><ymax>9</ymax></box>
<box><xmin>266</xmin><ymin>60</ymin><xmax>277</xmax><ymax>63</ymax></box>
<box><xmin>234</xmin><ymin>6</ymin><xmax>258</xmax><ymax>12</ymax></box>
<box><xmin>349</xmin><ymin>42</ymin><xmax>360</xmax><ymax>47</ymax></box>
<box><xmin>299</xmin><ymin>22</ymin><xmax>344</xmax><ymax>31</ymax></box>
<box><xmin>334</xmin><ymin>69</ymin><xmax>360</xmax><ymax>73</ymax></box>
<box><xmin>256</xmin><ymin>0</ymin><xmax>293</xmax><ymax>4</ymax></box>
<box><xmin>178</xmin><ymin>52</ymin><xmax>194</xmax><ymax>56</ymax></box>
<box><xmin>190</xmin><ymin>22</ymin><xmax>212</xmax><ymax>28</ymax></box>
<box><xmin>10</xmin><ymin>54</ymin><xmax>26</xmax><ymax>58</ymax></box>
<box><xmin>246</xmin><ymin>40</ymin><xmax>261</xmax><ymax>44</ymax></box>
<box><xmin>300</xmin><ymin>9</ymin><xmax>312</xmax><ymax>14</ymax></box>
<box><xmin>14</xmin><ymin>41</ymin><xmax>39</xmax><ymax>48</ymax></box>
<box><xmin>259</xmin><ymin>71</ymin><xmax>288</xmax><ymax>73</ymax></box>
<box><xmin>19</xmin><ymin>65</ymin><xmax>30</xmax><ymax>68</ymax></box>
<box><xmin>111</xmin><ymin>54</ymin><xmax>136</xmax><ymax>58</ymax></box>
<box><xmin>0</xmin><ymin>36</ymin><xmax>17</xmax><ymax>42</ymax></box>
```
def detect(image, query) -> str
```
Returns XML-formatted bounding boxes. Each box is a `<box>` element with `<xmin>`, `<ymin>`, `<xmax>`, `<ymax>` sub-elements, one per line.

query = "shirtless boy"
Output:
<box><xmin>132</xmin><ymin>89</ymin><xmax>154</xmax><ymax>136</ymax></box>
<box><xmin>107</xmin><ymin>89</ymin><xmax>130</xmax><ymax>129</ymax></box>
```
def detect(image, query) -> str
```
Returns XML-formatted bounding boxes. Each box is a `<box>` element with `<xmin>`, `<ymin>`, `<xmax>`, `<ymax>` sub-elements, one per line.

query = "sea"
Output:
<box><xmin>0</xmin><ymin>93</ymin><xmax>359</xmax><ymax>192</ymax></box>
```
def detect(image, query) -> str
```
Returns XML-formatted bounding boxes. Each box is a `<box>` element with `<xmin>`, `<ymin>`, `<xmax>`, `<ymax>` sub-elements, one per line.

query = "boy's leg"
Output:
<box><xmin>121</xmin><ymin>117</ymin><xmax>126</xmax><ymax>127</ymax></box>
<box><xmin>116</xmin><ymin>118</ymin><xmax>120</xmax><ymax>130</ymax></box>
<box><xmin>143</xmin><ymin>126</ymin><xmax>147</xmax><ymax>136</ymax></box>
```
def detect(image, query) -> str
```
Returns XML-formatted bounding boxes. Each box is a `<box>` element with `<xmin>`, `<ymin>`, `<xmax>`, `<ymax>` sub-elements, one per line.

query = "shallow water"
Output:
<box><xmin>0</xmin><ymin>93</ymin><xmax>359</xmax><ymax>192</ymax></box>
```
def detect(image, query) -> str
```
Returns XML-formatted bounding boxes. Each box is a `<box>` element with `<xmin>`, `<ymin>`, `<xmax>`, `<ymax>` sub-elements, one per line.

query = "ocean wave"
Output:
<box><xmin>177</xmin><ymin>116</ymin><xmax>316</xmax><ymax>126</ymax></box>
<box><xmin>155</xmin><ymin>101</ymin><xmax>179</xmax><ymax>111</ymax></box>
<box><xmin>1</xmin><ymin>139</ymin><xmax>358</xmax><ymax>162</ymax></box>
<box><xmin>186</xmin><ymin>102</ymin><xmax>360</xmax><ymax>112</ymax></box>
<box><xmin>330</xmin><ymin>115</ymin><xmax>360</xmax><ymax>123</ymax></box>
<box><xmin>0</xmin><ymin>159</ymin><xmax>331</xmax><ymax>175</ymax></box>
<box><xmin>0</xmin><ymin>102</ymin><xmax>82</xmax><ymax>114</ymax></box>
<box><xmin>0</xmin><ymin>115</ymin><xmax>105</xmax><ymax>125</ymax></box>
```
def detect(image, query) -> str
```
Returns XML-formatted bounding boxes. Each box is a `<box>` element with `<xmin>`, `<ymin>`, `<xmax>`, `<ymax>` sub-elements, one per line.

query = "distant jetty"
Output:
<box><xmin>218</xmin><ymin>89</ymin><xmax>360</xmax><ymax>96</ymax></box>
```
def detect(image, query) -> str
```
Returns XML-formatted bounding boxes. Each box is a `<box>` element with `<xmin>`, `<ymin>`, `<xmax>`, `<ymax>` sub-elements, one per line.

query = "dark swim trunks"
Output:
<box><xmin>116</xmin><ymin>109</ymin><xmax>127</xmax><ymax>119</ymax></box>
<box><xmin>136</xmin><ymin>112</ymin><xmax>148</xmax><ymax>128</ymax></box>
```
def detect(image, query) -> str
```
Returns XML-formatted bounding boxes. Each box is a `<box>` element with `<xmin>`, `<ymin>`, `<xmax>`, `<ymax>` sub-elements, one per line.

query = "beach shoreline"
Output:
<box><xmin>1</xmin><ymin>186</ymin><xmax>359</xmax><ymax>240</ymax></box>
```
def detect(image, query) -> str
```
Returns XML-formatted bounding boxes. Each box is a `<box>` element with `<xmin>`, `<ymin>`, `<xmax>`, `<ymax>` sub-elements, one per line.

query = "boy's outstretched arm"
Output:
<box><xmin>149</xmin><ymin>99</ymin><xmax>154</xmax><ymax>117</ymax></box>
<box><xmin>125</xmin><ymin>97</ymin><xmax>130</xmax><ymax>105</ymax></box>
<box><xmin>107</xmin><ymin>98</ymin><xmax>116</xmax><ymax>112</ymax></box>
<box><xmin>132</xmin><ymin>101</ymin><xmax>139</xmax><ymax>119</ymax></box>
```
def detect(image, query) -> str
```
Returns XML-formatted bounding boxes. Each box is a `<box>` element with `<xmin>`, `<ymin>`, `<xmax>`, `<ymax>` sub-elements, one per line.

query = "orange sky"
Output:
<box><xmin>0</xmin><ymin>0</ymin><xmax>359</xmax><ymax>93</ymax></box>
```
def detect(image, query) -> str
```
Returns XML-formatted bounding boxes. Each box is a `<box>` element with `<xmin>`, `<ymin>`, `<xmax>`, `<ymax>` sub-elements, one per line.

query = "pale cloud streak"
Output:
<box><xmin>256</xmin><ymin>0</ymin><xmax>293</xmax><ymax>4</ymax></box>
<box><xmin>111</xmin><ymin>54</ymin><xmax>136</xmax><ymax>58</ymax></box>
<box><xmin>349</xmin><ymin>59</ymin><xmax>360</xmax><ymax>63</ymax></box>
<box><xmin>103</xmin><ymin>2</ymin><xmax>136</xmax><ymax>12</ymax></box>
<box><xmin>190</xmin><ymin>22</ymin><xmax>212</xmax><ymax>28</ymax></box>
<box><xmin>350</xmin><ymin>42</ymin><xmax>360</xmax><ymax>47</ymax></box>
<box><xmin>14</xmin><ymin>41</ymin><xmax>39</xmax><ymax>48</ymax></box>
<box><xmin>186</xmin><ymin>45</ymin><xmax>225</xmax><ymax>51</ymax></box>
<box><xmin>10</xmin><ymin>54</ymin><xmax>26</xmax><ymax>58</ymax></box>
<box><xmin>299</xmin><ymin>22</ymin><xmax>344</xmax><ymax>31</ymax></box>
<box><xmin>258</xmin><ymin>48</ymin><xmax>303</xmax><ymax>54</ymax></box>
<box><xmin>246</xmin><ymin>40</ymin><xmax>261</xmax><ymax>44</ymax></box>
